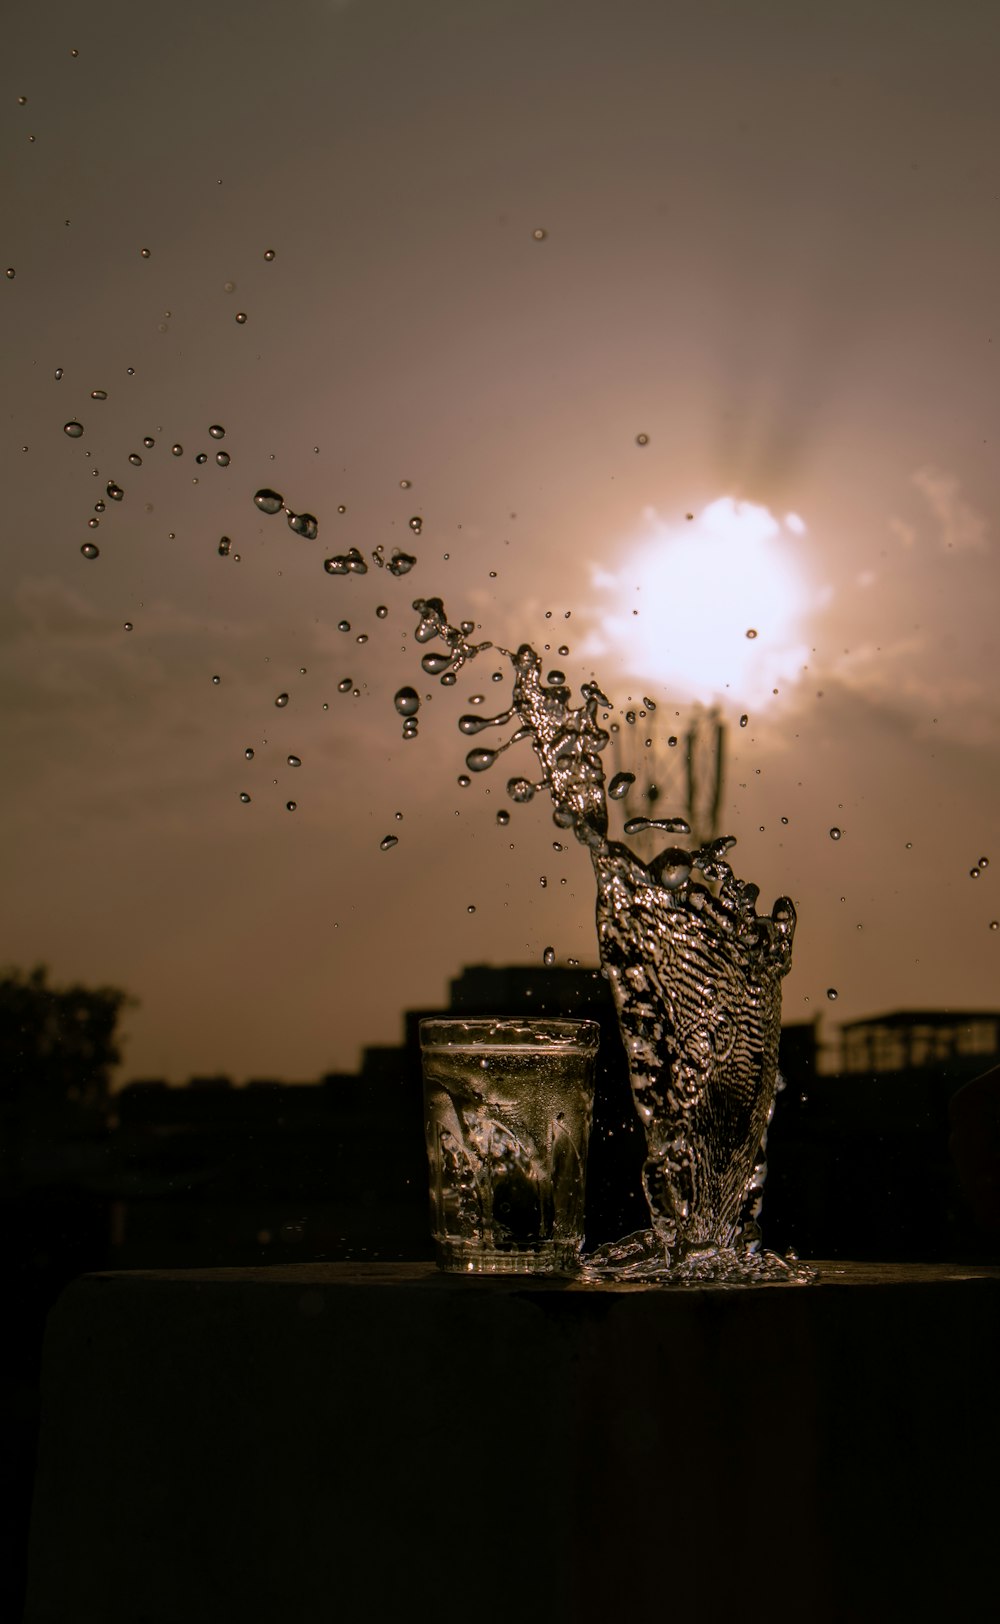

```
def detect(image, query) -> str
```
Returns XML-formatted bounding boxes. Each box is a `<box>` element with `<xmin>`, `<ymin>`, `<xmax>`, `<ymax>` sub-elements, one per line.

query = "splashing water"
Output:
<box><xmin>407</xmin><ymin>596</ymin><xmax>811</xmax><ymax>1286</ymax></box>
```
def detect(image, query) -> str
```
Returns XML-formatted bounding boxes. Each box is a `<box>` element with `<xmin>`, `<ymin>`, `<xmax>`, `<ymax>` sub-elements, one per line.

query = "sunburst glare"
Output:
<box><xmin>583</xmin><ymin>498</ymin><xmax>820</xmax><ymax>712</ymax></box>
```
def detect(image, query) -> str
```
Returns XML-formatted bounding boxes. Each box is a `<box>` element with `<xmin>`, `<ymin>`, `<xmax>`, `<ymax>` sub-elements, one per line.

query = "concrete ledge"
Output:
<box><xmin>25</xmin><ymin>1263</ymin><xmax>1000</xmax><ymax>1623</ymax></box>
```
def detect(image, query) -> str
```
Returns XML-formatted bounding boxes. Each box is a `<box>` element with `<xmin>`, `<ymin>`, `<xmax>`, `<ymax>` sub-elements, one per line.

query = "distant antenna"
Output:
<box><xmin>610</xmin><ymin>703</ymin><xmax>725</xmax><ymax>853</ymax></box>
<box><xmin>685</xmin><ymin>704</ymin><xmax>725</xmax><ymax>847</ymax></box>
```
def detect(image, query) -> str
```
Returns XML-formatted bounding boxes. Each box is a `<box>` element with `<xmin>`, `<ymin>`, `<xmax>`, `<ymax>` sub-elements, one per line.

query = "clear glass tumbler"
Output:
<box><xmin>420</xmin><ymin>1017</ymin><xmax>599</xmax><ymax>1274</ymax></box>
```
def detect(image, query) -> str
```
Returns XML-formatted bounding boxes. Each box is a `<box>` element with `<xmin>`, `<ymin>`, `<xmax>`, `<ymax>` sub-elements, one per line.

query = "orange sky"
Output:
<box><xmin>4</xmin><ymin>0</ymin><xmax>999</xmax><ymax>1083</ymax></box>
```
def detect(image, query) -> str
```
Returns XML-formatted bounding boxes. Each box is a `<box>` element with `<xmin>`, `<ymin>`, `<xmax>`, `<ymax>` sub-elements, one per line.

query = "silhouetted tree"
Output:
<box><xmin>0</xmin><ymin>966</ymin><xmax>132</xmax><ymax>1190</ymax></box>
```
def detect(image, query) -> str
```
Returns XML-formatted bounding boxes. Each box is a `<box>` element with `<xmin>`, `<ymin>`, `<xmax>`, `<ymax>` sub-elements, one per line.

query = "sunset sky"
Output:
<box><xmin>4</xmin><ymin>0</ymin><xmax>999</xmax><ymax>1084</ymax></box>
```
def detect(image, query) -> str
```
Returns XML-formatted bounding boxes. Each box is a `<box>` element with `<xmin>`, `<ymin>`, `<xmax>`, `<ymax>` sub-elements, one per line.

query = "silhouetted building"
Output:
<box><xmin>22</xmin><ymin>976</ymin><xmax>993</xmax><ymax>1275</ymax></box>
<box><xmin>839</xmin><ymin>1010</ymin><xmax>1000</xmax><ymax>1078</ymax></box>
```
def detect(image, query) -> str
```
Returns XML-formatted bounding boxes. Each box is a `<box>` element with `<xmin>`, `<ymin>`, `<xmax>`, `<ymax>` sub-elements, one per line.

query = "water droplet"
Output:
<box><xmin>287</xmin><ymin>754</ymin><xmax>301</xmax><ymax>768</ymax></box>
<box><xmin>240</xmin><ymin>792</ymin><xmax>251</xmax><ymax>803</ymax></box>
<box><xmin>211</xmin><ymin>674</ymin><xmax>221</xmax><ymax>685</ymax></box>
<box><xmin>286</xmin><ymin>800</ymin><xmax>297</xmax><ymax>811</ymax></box>
<box><xmin>376</xmin><ymin>605</ymin><xmax>389</xmax><ymax>619</ymax></box>
<box><xmin>905</xmin><ymin>842</ymin><xmax>913</xmax><ymax>850</ymax></box>
<box><xmin>781</xmin><ymin>816</ymin><xmax>789</xmax><ymax>825</ymax></box>
<box><xmin>380</xmin><ymin>834</ymin><xmax>398</xmax><ymax>851</ymax></box>
<box><xmin>54</xmin><ymin>368</ymin><xmax>63</xmax><ymax>380</ymax></box>
<box><xmin>244</xmin><ymin>748</ymin><xmax>255</xmax><ymax>761</ymax></box>
<box><xmin>667</xmin><ymin>735</ymin><xmax>677</xmax><ymax>747</ymax></box>
<box><xmin>745</xmin><ymin>628</ymin><xmax>758</xmax><ymax>639</ymax></box>
<box><xmin>123</xmin><ymin>621</ymin><xmax>133</xmax><ymax>632</ymax></box>
<box><xmin>288</xmin><ymin>511</ymin><xmax>318</xmax><ymax>540</ymax></box>
<box><xmin>539</xmin><ymin>876</ymin><xmax>548</xmax><ymax>888</ymax></box>
<box><xmin>440</xmin><ymin>671</ymin><xmax>457</xmax><ymax>687</ymax></box>
<box><xmin>63</xmin><ymin>421</ymin><xmax>83</xmax><ymax>438</ymax></box>
<box><xmin>338</xmin><ymin>620</ymin><xmax>351</xmax><ymax>633</ymax></box>
<box><xmin>466</xmin><ymin>904</ymin><xmax>476</xmax><ymax>913</ymax></box>
<box><xmin>543</xmin><ymin>947</ymin><xmax>556</xmax><ymax>967</ymax></box>
<box><xmin>171</xmin><ymin>444</ymin><xmax>183</xmax><ymax>456</ymax></box>
<box><xmin>990</xmin><ymin>921</ymin><xmax>999</xmax><ymax>931</ymax></box>
<box><xmin>217</xmin><ymin>536</ymin><xmax>232</xmax><ymax>556</ymax></box>
<box><xmin>90</xmin><ymin>389</ymin><xmax>107</xmax><ymax>400</ymax></box>
<box><xmin>216</xmin><ymin>451</ymin><xmax>230</xmax><ymax>467</ymax></box>
<box><xmin>326</xmin><ymin>547</ymin><xmax>368</xmax><ymax>576</ymax></box>
<box><xmin>491</xmin><ymin>671</ymin><xmax>503</xmax><ymax>682</ymax></box>
<box><xmin>829</xmin><ymin>827</ymin><xmax>842</xmax><ymax>840</ymax></box>
<box><xmin>739</xmin><ymin>714</ymin><xmax>749</xmax><ymax>728</ymax></box>
<box><xmin>466</xmin><ymin>748</ymin><xmax>496</xmax><ymax>773</ymax></box>
<box><xmin>532</xmin><ymin>227</ymin><xmax>547</xmax><ymax>240</ymax></box>
<box><xmin>223</xmin><ymin>280</ymin><xmax>236</xmax><ymax>293</ymax></box>
<box><xmin>235</xmin><ymin>311</ymin><xmax>247</xmax><ymax>323</ymax></box>
<box><xmin>635</xmin><ymin>432</ymin><xmax>649</xmax><ymax>446</ymax></box>
<box><xmin>827</xmin><ymin>988</ymin><xmax>839</xmax><ymax>1001</ymax></box>
<box><xmin>195</xmin><ymin>453</ymin><xmax>208</xmax><ymax>465</ymax></box>
<box><xmin>608</xmin><ymin>771</ymin><xmax>635</xmax><ymax>800</ymax></box>
<box><xmin>87</xmin><ymin>517</ymin><xmax>99</xmax><ymax>529</ymax></box>
<box><xmin>970</xmin><ymin>868</ymin><xmax>980</xmax><ymax>879</ymax></box>
<box><xmin>394</xmin><ymin>686</ymin><xmax>420</xmax><ymax>716</ymax></box>
<box><xmin>141</xmin><ymin>436</ymin><xmax>154</xmax><ymax>448</ymax></box>
<box><xmin>17</xmin><ymin>96</ymin><xmax>26</xmax><ymax>105</ymax></box>
<box><xmin>254</xmin><ymin>489</ymin><xmax>284</xmax><ymax>515</ymax></box>
<box><xmin>140</xmin><ymin>247</ymin><xmax>151</xmax><ymax>258</ymax></box>
<box><xmin>208</xmin><ymin>425</ymin><xmax>225</xmax><ymax>440</ymax></box>
<box><xmin>507</xmin><ymin>777</ymin><xmax>535</xmax><ymax>804</ymax></box>
<box><xmin>649</xmin><ymin>847</ymin><xmax>692</xmax><ymax>889</ymax></box>
<box><xmin>80</xmin><ymin>542</ymin><xmax>99</xmax><ymax>559</ymax></box>
<box><xmin>337</xmin><ymin>504</ymin><xmax>346</xmax><ymax>514</ymax></box>
<box><xmin>275</xmin><ymin>693</ymin><xmax>289</xmax><ymax>707</ymax></box>
<box><xmin>979</xmin><ymin>856</ymin><xmax>990</xmax><ymax>869</ymax></box>
<box><xmin>373</xmin><ymin>546</ymin><xmax>412</xmax><ymax>580</ymax></box>
<box><xmin>457</xmin><ymin>774</ymin><xmax>471</xmax><ymax>787</ymax></box>
<box><xmin>496</xmin><ymin>809</ymin><xmax>511</xmax><ymax>826</ymax></box>
<box><xmin>264</xmin><ymin>249</ymin><xmax>275</xmax><ymax>261</ymax></box>
<box><xmin>128</xmin><ymin>453</ymin><xmax>142</xmax><ymax>466</ymax></box>
<box><xmin>409</xmin><ymin>516</ymin><xmax>423</xmax><ymax>534</ymax></box>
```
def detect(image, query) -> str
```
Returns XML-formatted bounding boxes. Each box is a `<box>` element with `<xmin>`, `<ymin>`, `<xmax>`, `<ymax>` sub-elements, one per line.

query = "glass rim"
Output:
<box><xmin>419</xmin><ymin>1016</ymin><xmax>600</xmax><ymax>1053</ymax></box>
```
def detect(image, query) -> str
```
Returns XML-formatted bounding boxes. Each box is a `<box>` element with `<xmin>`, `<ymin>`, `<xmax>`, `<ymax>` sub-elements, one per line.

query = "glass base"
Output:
<box><xmin>580</xmin><ymin>1229</ymin><xmax>818</xmax><ymax>1287</ymax></box>
<box><xmin>434</xmin><ymin>1238</ymin><xmax>582</xmax><ymax>1275</ymax></box>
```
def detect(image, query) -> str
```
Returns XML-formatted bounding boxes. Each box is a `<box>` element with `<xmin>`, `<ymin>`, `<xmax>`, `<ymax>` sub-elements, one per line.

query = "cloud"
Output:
<box><xmin>822</xmin><ymin>638</ymin><xmax>1000</xmax><ymax>748</ymax></box>
<box><xmin>912</xmin><ymin>466</ymin><xmax>989</xmax><ymax>553</ymax></box>
<box><xmin>889</xmin><ymin>516</ymin><xmax>916</xmax><ymax>548</ymax></box>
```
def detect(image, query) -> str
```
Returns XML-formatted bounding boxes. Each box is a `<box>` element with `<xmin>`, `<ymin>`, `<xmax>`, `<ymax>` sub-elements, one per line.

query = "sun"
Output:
<box><xmin>583</xmin><ymin>498</ymin><xmax>817</xmax><ymax>712</ymax></box>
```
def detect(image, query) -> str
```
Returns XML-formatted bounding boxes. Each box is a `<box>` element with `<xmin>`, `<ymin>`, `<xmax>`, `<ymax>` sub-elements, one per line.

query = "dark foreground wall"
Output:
<box><xmin>25</xmin><ymin>1262</ymin><xmax>999</xmax><ymax>1624</ymax></box>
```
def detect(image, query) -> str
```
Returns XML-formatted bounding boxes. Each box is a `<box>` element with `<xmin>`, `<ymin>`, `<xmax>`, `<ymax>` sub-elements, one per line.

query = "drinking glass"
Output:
<box><xmin>420</xmin><ymin>1017</ymin><xmax>599</xmax><ymax>1273</ymax></box>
